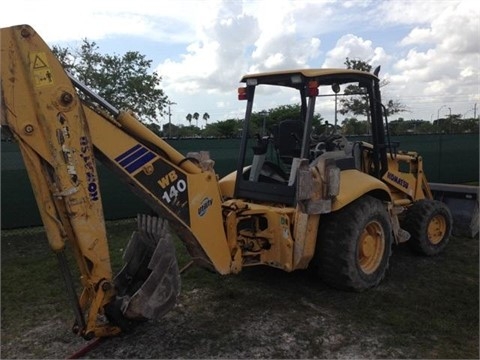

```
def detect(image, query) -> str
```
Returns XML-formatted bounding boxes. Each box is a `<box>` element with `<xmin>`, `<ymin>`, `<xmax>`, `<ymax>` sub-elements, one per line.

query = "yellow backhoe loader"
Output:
<box><xmin>0</xmin><ymin>24</ymin><xmax>452</xmax><ymax>339</ymax></box>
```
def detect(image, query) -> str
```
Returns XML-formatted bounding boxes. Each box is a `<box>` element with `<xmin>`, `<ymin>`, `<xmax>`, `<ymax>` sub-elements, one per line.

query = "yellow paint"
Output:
<box><xmin>218</xmin><ymin>170</ymin><xmax>237</xmax><ymax>198</ymax></box>
<box><xmin>333</xmin><ymin>169</ymin><xmax>391</xmax><ymax>210</ymax></box>
<box><xmin>30</xmin><ymin>52</ymin><xmax>54</xmax><ymax>87</ymax></box>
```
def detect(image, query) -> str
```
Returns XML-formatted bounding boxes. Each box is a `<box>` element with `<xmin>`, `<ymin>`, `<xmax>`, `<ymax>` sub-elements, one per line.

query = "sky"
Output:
<box><xmin>1</xmin><ymin>0</ymin><xmax>479</xmax><ymax>127</ymax></box>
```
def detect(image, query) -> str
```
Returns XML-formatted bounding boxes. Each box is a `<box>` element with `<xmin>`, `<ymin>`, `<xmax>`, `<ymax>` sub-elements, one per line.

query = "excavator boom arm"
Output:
<box><xmin>1</xmin><ymin>24</ymin><xmax>231</xmax><ymax>338</ymax></box>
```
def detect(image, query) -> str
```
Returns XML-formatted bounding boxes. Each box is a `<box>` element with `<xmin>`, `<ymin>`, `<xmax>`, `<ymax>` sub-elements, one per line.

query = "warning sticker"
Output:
<box><xmin>30</xmin><ymin>52</ymin><xmax>54</xmax><ymax>87</ymax></box>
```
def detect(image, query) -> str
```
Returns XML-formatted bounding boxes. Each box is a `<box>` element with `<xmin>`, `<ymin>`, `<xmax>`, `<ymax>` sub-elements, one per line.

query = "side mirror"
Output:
<box><xmin>332</xmin><ymin>83</ymin><xmax>340</xmax><ymax>94</ymax></box>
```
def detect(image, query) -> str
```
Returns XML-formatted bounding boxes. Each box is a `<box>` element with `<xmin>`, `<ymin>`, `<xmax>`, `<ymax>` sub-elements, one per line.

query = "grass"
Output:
<box><xmin>1</xmin><ymin>218</ymin><xmax>479</xmax><ymax>359</ymax></box>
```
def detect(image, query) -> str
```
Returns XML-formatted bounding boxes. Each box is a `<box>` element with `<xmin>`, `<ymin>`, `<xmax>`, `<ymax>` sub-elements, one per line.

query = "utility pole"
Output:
<box><xmin>259</xmin><ymin>110</ymin><xmax>268</xmax><ymax>136</ymax></box>
<box><xmin>437</xmin><ymin>105</ymin><xmax>446</xmax><ymax>120</ymax></box>
<box><xmin>166</xmin><ymin>101</ymin><xmax>176</xmax><ymax>138</ymax></box>
<box><xmin>332</xmin><ymin>83</ymin><xmax>340</xmax><ymax>131</ymax></box>
<box><xmin>437</xmin><ymin>105</ymin><xmax>446</xmax><ymax>134</ymax></box>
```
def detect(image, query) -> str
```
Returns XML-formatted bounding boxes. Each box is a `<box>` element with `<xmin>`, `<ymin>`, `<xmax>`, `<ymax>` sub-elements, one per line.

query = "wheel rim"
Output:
<box><xmin>358</xmin><ymin>220</ymin><xmax>385</xmax><ymax>274</ymax></box>
<box><xmin>427</xmin><ymin>215</ymin><xmax>447</xmax><ymax>245</ymax></box>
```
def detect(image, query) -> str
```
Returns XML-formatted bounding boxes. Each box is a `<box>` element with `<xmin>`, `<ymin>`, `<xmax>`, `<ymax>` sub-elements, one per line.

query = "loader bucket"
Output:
<box><xmin>430</xmin><ymin>183</ymin><xmax>479</xmax><ymax>238</ymax></box>
<box><xmin>111</xmin><ymin>215</ymin><xmax>181</xmax><ymax>323</ymax></box>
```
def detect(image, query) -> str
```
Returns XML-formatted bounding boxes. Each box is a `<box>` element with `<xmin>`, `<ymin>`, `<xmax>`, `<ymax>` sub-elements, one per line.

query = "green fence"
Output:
<box><xmin>349</xmin><ymin>134</ymin><xmax>479</xmax><ymax>184</ymax></box>
<box><xmin>1</xmin><ymin>134</ymin><xmax>478</xmax><ymax>229</ymax></box>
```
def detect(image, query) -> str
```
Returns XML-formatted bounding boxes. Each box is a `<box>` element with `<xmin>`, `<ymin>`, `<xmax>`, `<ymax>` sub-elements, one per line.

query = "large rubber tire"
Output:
<box><xmin>402</xmin><ymin>199</ymin><xmax>452</xmax><ymax>256</ymax></box>
<box><xmin>312</xmin><ymin>195</ymin><xmax>393</xmax><ymax>291</ymax></box>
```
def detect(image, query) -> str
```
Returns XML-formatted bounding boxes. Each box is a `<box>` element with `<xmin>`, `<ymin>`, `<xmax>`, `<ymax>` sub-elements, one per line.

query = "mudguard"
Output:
<box><xmin>332</xmin><ymin>169</ymin><xmax>391</xmax><ymax>211</ymax></box>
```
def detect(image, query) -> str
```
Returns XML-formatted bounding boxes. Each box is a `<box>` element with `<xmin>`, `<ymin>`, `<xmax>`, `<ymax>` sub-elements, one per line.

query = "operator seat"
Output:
<box><xmin>273</xmin><ymin>119</ymin><xmax>304</xmax><ymax>165</ymax></box>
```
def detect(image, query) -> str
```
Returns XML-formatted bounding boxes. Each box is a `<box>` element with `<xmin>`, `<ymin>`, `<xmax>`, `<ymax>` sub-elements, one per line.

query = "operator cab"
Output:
<box><xmin>234</xmin><ymin>69</ymin><xmax>386</xmax><ymax>206</ymax></box>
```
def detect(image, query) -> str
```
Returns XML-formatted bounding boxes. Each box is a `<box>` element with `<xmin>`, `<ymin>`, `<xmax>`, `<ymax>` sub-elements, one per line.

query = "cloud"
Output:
<box><xmin>157</xmin><ymin>0</ymin><xmax>328</xmax><ymax>122</ymax></box>
<box><xmin>323</xmin><ymin>34</ymin><xmax>389</xmax><ymax>68</ymax></box>
<box><xmin>2</xmin><ymin>0</ymin><xmax>478</xmax><ymax>124</ymax></box>
<box><xmin>157</xmin><ymin>1</ymin><xmax>260</xmax><ymax>95</ymax></box>
<box><xmin>389</xmin><ymin>1</ymin><xmax>480</xmax><ymax>113</ymax></box>
<box><xmin>400</xmin><ymin>1</ymin><xmax>479</xmax><ymax>54</ymax></box>
<box><xmin>375</xmin><ymin>0</ymin><xmax>449</xmax><ymax>25</ymax></box>
<box><xmin>0</xmin><ymin>0</ymin><xmax>219</xmax><ymax>43</ymax></box>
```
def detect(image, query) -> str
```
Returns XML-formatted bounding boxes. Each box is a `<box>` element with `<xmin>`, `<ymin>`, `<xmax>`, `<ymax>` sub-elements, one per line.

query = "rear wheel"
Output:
<box><xmin>403</xmin><ymin>199</ymin><xmax>452</xmax><ymax>256</ymax></box>
<box><xmin>312</xmin><ymin>195</ymin><xmax>392</xmax><ymax>291</ymax></box>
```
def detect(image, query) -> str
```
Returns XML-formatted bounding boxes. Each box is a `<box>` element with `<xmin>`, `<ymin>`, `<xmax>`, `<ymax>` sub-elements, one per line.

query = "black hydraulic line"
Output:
<box><xmin>56</xmin><ymin>252</ymin><xmax>86</xmax><ymax>334</ymax></box>
<box><xmin>66</xmin><ymin>71</ymin><xmax>120</xmax><ymax>117</ymax></box>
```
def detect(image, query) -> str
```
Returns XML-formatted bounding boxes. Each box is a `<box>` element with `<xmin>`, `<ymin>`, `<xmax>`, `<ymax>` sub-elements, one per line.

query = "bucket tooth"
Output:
<box><xmin>113</xmin><ymin>214</ymin><xmax>180</xmax><ymax>321</ymax></box>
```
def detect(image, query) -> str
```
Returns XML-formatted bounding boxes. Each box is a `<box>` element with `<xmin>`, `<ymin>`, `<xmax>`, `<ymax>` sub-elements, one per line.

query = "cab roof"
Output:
<box><xmin>240</xmin><ymin>68</ymin><xmax>379</xmax><ymax>87</ymax></box>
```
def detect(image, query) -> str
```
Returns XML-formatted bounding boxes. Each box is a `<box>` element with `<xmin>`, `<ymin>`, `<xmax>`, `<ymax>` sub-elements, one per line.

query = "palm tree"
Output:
<box><xmin>193</xmin><ymin>112</ymin><xmax>200</xmax><ymax>127</ymax></box>
<box><xmin>186</xmin><ymin>113</ymin><xmax>192</xmax><ymax>126</ymax></box>
<box><xmin>203</xmin><ymin>112</ymin><xmax>210</xmax><ymax>128</ymax></box>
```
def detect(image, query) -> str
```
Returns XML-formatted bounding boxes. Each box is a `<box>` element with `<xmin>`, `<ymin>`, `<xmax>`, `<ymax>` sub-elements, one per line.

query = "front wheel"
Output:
<box><xmin>312</xmin><ymin>195</ymin><xmax>393</xmax><ymax>291</ymax></box>
<box><xmin>402</xmin><ymin>199</ymin><xmax>452</xmax><ymax>256</ymax></box>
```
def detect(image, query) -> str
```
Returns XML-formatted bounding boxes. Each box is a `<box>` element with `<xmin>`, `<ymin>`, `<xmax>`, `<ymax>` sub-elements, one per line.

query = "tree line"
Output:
<box><xmin>49</xmin><ymin>41</ymin><xmax>478</xmax><ymax>139</ymax></box>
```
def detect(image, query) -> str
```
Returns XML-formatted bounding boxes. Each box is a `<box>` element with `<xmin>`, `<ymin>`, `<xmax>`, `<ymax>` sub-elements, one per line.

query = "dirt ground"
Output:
<box><xmin>1</xmin><ymin>236</ymin><xmax>478</xmax><ymax>359</ymax></box>
<box><xmin>1</xmin><ymin>287</ymin><xmax>413</xmax><ymax>359</ymax></box>
<box><xmin>85</xmin><ymin>289</ymin><xmax>413</xmax><ymax>359</ymax></box>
